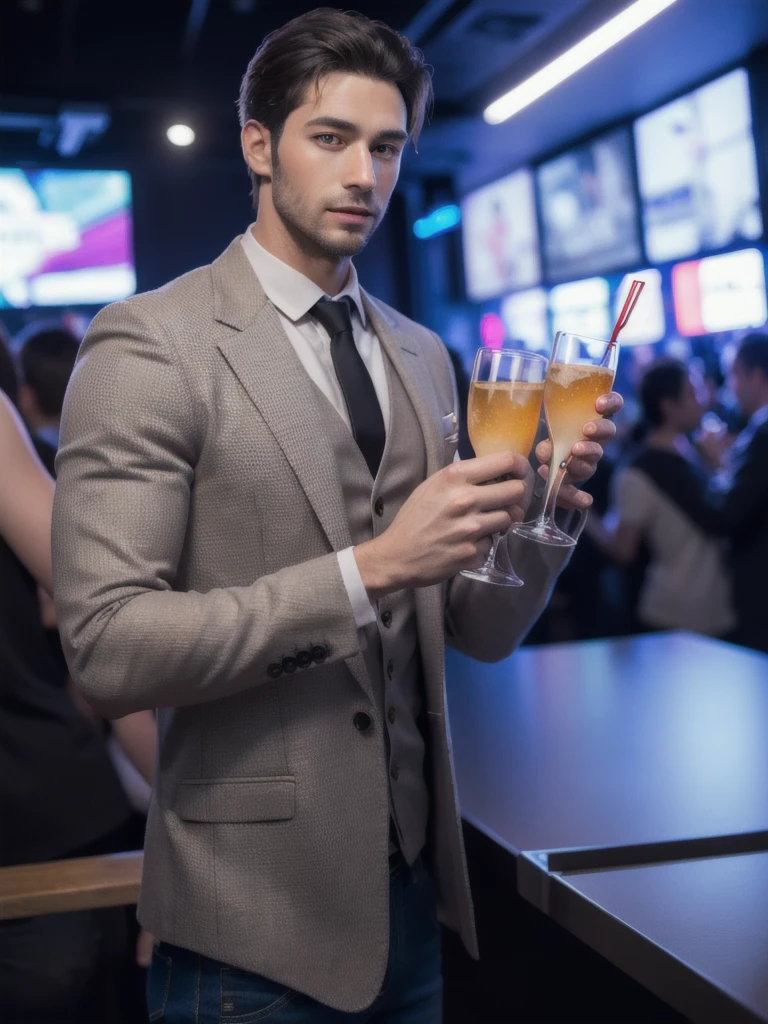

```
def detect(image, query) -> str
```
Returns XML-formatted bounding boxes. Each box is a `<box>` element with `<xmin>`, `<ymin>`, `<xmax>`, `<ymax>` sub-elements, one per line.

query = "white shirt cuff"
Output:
<box><xmin>338</xmin><ymin>547</ymin><xmax>377</xmax><ymax>629</ymax></box>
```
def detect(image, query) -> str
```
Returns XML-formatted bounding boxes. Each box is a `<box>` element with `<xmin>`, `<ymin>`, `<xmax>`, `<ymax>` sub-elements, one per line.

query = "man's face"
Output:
<box><xmin>728</xmin><ymin>357</ymin><xmax>762</xmax><ymax>418</ymax></box>
<box><xmin>268</xmin><ymin>73</ymin><xmax>408</xmax><ymax>259</ymax></box>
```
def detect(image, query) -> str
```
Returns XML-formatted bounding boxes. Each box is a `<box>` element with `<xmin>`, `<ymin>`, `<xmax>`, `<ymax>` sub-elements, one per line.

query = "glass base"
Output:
<box><xmin>460</xmin><ymin>567</ymin><xmax>524</xmax><ymax>587</ymax></box>
<box><xmin>511</xmin><ymin>519</ymin><xmax>576</xmax><ymax>548</ymax></box>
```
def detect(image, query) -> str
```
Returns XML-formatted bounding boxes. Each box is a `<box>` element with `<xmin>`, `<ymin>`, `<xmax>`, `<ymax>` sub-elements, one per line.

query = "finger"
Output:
<box><xmin>466</xmin><ymin>537</ymin><xmax>493</xmax><ymax>570</ymax></box>
<box><xmin>569</xmin><ymin>441</ymin><xmax>604</xmax><ymax>462</ymax></box>
<box><xmin>468</xmin><ymin>509</ymin><xmax>514</xmax><ymax>538</ymax></box>
<box><xmin>474</xmin><ymin>479</ymin><xmax>527</xmax><ymax>513</ymax></box>
<box><xmin>461</xmin><ymin>451</ymin><xmax>531</xmax><ymax>485</ymax></box>
<box><xmin>535</xmin><ymin>438</ymin><xmax>552</xmax><ymax>464</ymax></box>
<box><xmin>556</xmin><ymin>484</ymin><xmax>593</xmax><ymax>510</ymax></box>
<box><xmin>595</xmin><ymin>391</ymin><xmax>623</xmax><ymax>418</ymax></box>
<box><xmin>582</xmin><ymin>419</ymin><xmax>617</xmax><ymax>442</ymax></box>
<box><xmin>508</xmin><ymin>504</ymin><xmax>526</xmax><ymax>524</ymax></box>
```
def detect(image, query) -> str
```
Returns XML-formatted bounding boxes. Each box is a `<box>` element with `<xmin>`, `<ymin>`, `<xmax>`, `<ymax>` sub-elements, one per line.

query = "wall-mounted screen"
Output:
<box><xmin>0</xmin><ymin>168</ymin><xmax>136</xmax><ymax>308</ymax></box>
<box><xmin>461</xmin><ymin>168</ymin><xmax>541</xmax><ymax>301</ymax></box>
<box><xmin>500</xmin><ymin>287</ymin><xmax>549</xmax><ymax>351</ymax></box>
<box><xmin>549</xmin><ymin>277</ymin><xmax>611</xmax><ymax>341</ymax></box>
<box><xmin>672</xmin><ymin>248</ymin><xmax>767</xmax><ymax>336</ymax></box>
<box><xmin>635</xmin><ymin>68</ymin><xmax>763</xmax><ymax>264</ymax></box>
<box><xmin>613</xmin><ymin>268</ymin><xmax>665</xmax><ymax>345</ymax></box>
<box><xmin>537</xmin><ymin>128</ymin><xmax>641</xmax><ymax>281</ymax></box>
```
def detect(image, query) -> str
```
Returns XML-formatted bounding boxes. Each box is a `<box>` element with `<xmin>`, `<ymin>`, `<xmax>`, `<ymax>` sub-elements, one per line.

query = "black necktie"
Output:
<box><xmin>312</xmin><ymin>297</ymin><xmax>386</xmax><ymax>479</ymax></box>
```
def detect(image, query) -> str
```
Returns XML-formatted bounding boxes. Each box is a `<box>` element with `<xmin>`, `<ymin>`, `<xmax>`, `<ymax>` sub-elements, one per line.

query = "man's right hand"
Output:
<box><xmin>354</xmin><ymin>451</ymin><xmax>533</xmax><ymax>600</ymax></box>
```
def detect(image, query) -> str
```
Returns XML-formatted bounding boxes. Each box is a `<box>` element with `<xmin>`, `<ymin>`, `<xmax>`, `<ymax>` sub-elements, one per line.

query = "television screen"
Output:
<box><xmin>672</xmin><ymin>248</ymin><xmax>767</xmax><ymax>336</ymax></box>
<box><xmin>0</xmin><ymin>168</ymin><xmax>136</xmax><ymax>307</ymax></box>
<box><xmin>461</xmin><ymin>168</ymin><xmax>541</xmax><ymax>301</ymax></box>
<box><xmin>635</xmin><ymin>68</ymin><xmax>763</xmax><ymax>264</ymax></box>
<box><xmin>500</xmin><ymin>287</ymin><xmax>549</xmax><ymax>351</ymax></box>
<box><xmin>549</xmin><ymin>277</ymin><xmax>611</xmax><ymax>342</ymax></box>
<box><xmin>613</xmin><ymin>269</ymin><xmax>665</xmax><ymax>345</ymax></box>
<box><xmin>537</xmin><ymin>128</ymin><xmax>641</xmax><ymax>281</ymax></box>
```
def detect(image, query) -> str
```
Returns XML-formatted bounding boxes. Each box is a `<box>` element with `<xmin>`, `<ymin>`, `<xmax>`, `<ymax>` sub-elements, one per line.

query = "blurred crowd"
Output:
<box><xmin>2</xmin><ymin>316</ymin><xmax>768</xmax><ymax>1022</ymax></box>
<box><xmin>0</xmin><ymin>321</ymin><xmax>155</xmax><ymax>1024</ymax></box>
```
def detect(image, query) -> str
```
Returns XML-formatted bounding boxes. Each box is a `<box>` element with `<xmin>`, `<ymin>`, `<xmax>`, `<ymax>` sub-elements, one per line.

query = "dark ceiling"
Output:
<box><xmin>2</xmin><ymin>0</ymin><xmax>768</xmax><ymax>196</ymax></box>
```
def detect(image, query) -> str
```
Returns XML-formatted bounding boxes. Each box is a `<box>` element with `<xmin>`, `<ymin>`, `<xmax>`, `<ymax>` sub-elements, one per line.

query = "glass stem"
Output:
<box><xmin>538</xmin><ymin>457</ymin><xmax>569</xmax><ymax>526</ymax></box>
<box><xmin>481</xmin><ymin>533</ymin><xmax>502</xmax><ymax>574</ymax></box>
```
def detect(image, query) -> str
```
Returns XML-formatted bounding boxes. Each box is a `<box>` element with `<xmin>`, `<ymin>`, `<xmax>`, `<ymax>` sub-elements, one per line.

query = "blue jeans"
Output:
<box><xmin>146</xmin><ymin>852</ymin><xmax>442</xmax><ymax>1023</ymax></box>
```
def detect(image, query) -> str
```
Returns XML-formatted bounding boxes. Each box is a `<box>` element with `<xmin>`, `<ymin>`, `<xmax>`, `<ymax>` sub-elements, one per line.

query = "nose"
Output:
<box><xmin>343</xmin><ymin>142</ymin><xmax>376</xmax><ymax>193</ymax></box>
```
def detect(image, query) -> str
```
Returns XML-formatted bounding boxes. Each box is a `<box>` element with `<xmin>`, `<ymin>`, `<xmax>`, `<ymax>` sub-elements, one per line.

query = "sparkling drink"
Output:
<box><xmin>544</xmin><ymin>363</ymin><xmax>615</xmax><ymax>474</ymax></box>
<box><xmin>468</xmin><ymin>381</ymin><xmax>544</xmax><ymax>457</ymax></box>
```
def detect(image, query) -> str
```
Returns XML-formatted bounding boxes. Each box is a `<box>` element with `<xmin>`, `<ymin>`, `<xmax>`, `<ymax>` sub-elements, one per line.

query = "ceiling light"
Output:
<box><xmin>484</xmin><ymin>0</ymin><xmax>680</xmax><ymax>125</ymax></box>
<box><xmin>167</xmin><ymin>123</ymin><xmax>195</xmax><ymax>146</ymax></box>
<box><xmin>413</xmin><ymin>204</ymin><xmax>461</xmax><ymax>239</ymax></box>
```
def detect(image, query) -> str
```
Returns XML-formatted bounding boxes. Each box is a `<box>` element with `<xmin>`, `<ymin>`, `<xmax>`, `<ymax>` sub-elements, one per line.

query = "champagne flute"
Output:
<box><xmin>512</xmin><ymin>332</ymin><xmax>618</xmax><ymax>548</ymax></box>
<box><xmin>461</xmin><ymin>347</ymin><xmax>547</xmax><ymax>586</ymax></box>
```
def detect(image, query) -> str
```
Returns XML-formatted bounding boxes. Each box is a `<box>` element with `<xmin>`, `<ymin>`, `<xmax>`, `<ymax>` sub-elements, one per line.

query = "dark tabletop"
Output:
<box><xmin>445</xmin><ymin>632</ymin><xmax>768</xmax><ymax>856</ymax></box>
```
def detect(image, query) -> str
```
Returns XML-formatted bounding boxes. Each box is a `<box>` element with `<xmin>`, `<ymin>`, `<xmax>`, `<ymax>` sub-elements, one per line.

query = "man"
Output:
<box><xmin>715</xmin><ymin>333</ymin><xmax>768</xmax><ymax>651</ymax></box>
<box><xmin>52</xmin><ymin>9</ymin><xmax>619</xmax><ymax>1021</ymax></box>
<box><xmin>17</xmin><ymin>324</ymin><xmax>80</xmax><ymax>475</ymax></box>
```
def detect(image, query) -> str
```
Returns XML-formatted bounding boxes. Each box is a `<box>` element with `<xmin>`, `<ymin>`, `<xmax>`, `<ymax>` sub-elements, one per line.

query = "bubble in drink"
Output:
<box><xmin>468</xmin><ymin>381</ymin><xmax>545</xmax><ymax>457</ymax></box>
<box><xmin>545</xmin><ymin>363</ymin><xmax>614</xmax><ymax>469</ymax></box>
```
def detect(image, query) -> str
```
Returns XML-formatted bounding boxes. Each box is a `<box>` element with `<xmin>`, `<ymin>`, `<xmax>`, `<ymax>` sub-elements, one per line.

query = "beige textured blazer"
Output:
<box><xmin>51</xmin><ymin>237</ymin><xmax>567</xmax><ymax>1013</ymax></box>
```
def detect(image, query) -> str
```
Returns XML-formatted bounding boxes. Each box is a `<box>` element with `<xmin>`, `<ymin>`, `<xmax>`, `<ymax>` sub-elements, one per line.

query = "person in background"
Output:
<box><xmin>586</xmin><ymin>358</ymin><xmax>735</xmax><ymax>638</ymax></box>
<box><xmin>16</xmin><ymin>324</ymin><xmax>80</xmax><ymax>475</ymax></box>
<box><xmin>697</xmin><ymin>333</ymin><xmax>768</xmax><ymax>653</ymax></box>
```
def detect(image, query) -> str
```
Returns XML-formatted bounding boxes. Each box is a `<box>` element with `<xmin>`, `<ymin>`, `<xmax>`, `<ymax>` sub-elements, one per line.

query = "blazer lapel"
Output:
<box><xmin>362</xmin><ymin>292</ymin><xmax>448</xmax><ymax>713</ymax></box>
<box><xmin>212</xmin><ymin>239</ymin><xmax>351</xmax><ymax>555</ymax></box>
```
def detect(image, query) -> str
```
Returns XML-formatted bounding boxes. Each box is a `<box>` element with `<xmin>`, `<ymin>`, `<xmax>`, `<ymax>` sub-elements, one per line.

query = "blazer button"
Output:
<box><xmin>387</xmin><ymin>706</ymin><xmax>396</xmax><ymax>724</ymax></box>
<box><xmin>267</xmin><ymin>663</ymin><xmax>283</xmax><ymax>679</ymax></box>
<box><xmin>353</xmin><ymin>711</ymin><xmax>372</xmax><ymax>732</ymax></box>
<box><xmin>374</xmin><ymin>497</ymin><xmax>385</xmax><ymax>517</ymax></box>
<box><xmin>386</xmin><ymin>659</ymin><xmax>394</xmax><ymax>679</ymax></box>
<box><xmin>311</xmin><ymin>644</ymin><xmax>329</xmax><ymax>664</ymax></box>
<box><xmin>296</xmin><ymin>650</ymin><xmax>312</xmax><ymax>669</ymax></box>
<box><xmin>282</xmin><ymin>656</ymin><xmax>298</xmax><ymax>674</ymax></box>
<box><xmin>381</xmin><ymin>610</ymin><xmax>392</xmax><ymax>628</ymax></box>
<box><xmin>390</xmin><ymin>763</ymin><xmax>400</xmax><ymax>781</ymax></box>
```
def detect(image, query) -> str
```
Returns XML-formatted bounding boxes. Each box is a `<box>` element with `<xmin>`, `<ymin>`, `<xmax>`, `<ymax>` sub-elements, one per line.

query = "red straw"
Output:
<box><xmin>609</xmin><ymin>278</ymin><xmax>645</xmax><ymax>345</ymax></box>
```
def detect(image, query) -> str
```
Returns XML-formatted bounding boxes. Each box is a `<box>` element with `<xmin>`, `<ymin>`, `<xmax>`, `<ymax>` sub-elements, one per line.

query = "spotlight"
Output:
<box><xmin>167</xmin><ymin>124</ymin><xmax>195</xmax><ymax>147</ymax></box>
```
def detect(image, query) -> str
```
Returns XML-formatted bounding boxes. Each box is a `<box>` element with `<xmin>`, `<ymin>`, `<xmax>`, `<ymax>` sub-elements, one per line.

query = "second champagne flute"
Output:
<box><xmin>512</xmin><ymin>331</ymin><xmax>618</xmax><ymax>548</ymax></box>
<box><xmin>461</xmin><ymin>347</ymin><xmax>547</xmax><ymax>587</ymax></box>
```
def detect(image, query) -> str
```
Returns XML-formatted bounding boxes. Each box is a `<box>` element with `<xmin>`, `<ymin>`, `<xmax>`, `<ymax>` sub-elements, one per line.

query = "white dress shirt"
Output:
<box><xmin>241</xmin><ymin>227</ymin><xmax>383</xmax><ymax>628</ymax></box>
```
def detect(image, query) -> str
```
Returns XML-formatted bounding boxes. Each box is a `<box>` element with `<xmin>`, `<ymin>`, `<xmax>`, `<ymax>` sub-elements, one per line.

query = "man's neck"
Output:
<box><xmin>250</xmin><ymin>217</ymin><xmax>350</xmax><ymax>296</ymax></box>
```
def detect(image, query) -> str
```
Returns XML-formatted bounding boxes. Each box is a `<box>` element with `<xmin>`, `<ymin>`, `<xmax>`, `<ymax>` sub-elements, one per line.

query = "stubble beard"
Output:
<box><xmin>270</xmin><ymin>159</ymin><xmax>382</xmax><ymax>260</ymax></box>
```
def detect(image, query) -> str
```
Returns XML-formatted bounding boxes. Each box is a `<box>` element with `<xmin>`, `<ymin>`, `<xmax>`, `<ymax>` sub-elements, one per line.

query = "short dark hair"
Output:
<box><xmin>238</xmin><ymin>8</ymin><xmax>432</xmax><ymax>208</ymax></box>
<box><xmin>639</xmin><ymin>358</ymin><xmax>688</xmax><ymax>428</ymax></box>
<box><xmin>735</xmin><ymin>333</ymin><xmax>768</xmax><ymax>378</ymax></box>
<box><xmin>19</xmin><ymin>326</ymin><xmax>80</xmax><ymax>417</ymax></box>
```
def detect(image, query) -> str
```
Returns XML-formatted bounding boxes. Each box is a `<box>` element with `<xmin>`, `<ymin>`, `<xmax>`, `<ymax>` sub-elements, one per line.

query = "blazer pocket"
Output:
<box><xmin>173</xmin><ymin>776</ymin><xmax>296</xmax><ymax>823</ymax></box>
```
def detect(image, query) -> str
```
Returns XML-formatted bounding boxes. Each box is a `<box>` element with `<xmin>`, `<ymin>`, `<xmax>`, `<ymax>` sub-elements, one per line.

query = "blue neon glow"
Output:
<box><xmin>413</xmin><ymin>204</ymin><xmax>461</xmax><ymax>239</ymax></box>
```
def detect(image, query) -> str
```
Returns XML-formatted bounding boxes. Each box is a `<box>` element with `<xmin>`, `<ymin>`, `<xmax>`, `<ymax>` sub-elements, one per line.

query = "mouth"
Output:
<box><xmin>328</xmin><ymin>207</ymin><xmax>375</xmax><ymax>223</ymax></box>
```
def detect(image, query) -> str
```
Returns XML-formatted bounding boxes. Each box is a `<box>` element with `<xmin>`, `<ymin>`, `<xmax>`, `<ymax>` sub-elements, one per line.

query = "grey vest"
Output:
<box><xmin>311</xmin><ymin>346</ymin><xmax>429</xmax><ymax>865</ymax></box>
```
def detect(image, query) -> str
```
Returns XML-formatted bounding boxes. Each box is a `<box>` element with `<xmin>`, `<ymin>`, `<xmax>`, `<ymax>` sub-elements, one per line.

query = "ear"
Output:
<box><xmin>241</xmin><ymin>120</ymin><xmax>273</xmax><ymax>180</ymax></box>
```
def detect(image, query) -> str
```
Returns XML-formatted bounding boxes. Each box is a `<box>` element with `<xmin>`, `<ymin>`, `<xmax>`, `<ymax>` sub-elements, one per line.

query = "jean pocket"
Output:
<box><xmin>146</xmin><ymin>946</ymin><xmax>173</xmax><ymax>1022</ymax></box>
<box><xmin>219</xmin><ymin>967</ymin><xmax>298</xmax><ymax>1022</ymax></box>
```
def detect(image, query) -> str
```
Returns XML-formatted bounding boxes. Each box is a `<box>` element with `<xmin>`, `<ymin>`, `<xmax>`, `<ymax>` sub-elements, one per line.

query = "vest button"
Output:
<box><xmin>311</xmin><ymin>644</ymin><xmax>329</xmax><ymax>664</ymax></box>
<box><xmin>267</xmin><ymin>663</ymin><xmax>283</xmax><ymax>679</ymax></box>
<box><xmin>282</xmin><ymin>656</ymin><xmax>298</xmax><ymax>674</ymax></box>
<box><xmin>387</xmin><ymin>706</ymin><xmax>396</xmax><ymax>724</ymax></box>
<box><xmin>390</xmin><ymin>763</ymin><xmax>400</xmax><ymax>781</ymax></box>
<box><xmin>374</xmin><ymin>497</ymin><xmax>385</xmax><ymax>517</ymax></box>
<box><xmin>386</xmin><ymin>659</ymin><xmax>394</xmax><ymax>679</ymax></box>
<box><xmin>296</xmin><ymin>649</ymin><xmax>312</xmax><ymax>669</ymax></box>
<box><xmin>381</xmin><ymin>610</ymin><xmax>392</xmax><ymax>628</ymax></box>
<box><xmin>353</xmin><ymin>712</ymin><xmax>372</xmax><ymax>732</ymax></box>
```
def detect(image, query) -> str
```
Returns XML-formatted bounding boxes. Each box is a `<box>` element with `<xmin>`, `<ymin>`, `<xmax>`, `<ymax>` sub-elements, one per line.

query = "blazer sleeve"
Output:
<box><xmin>427</xmin><ymin>330</ymin><xmax>572</xmax><ymax>662</ymax></box>
<box><xmin>52</xmin><ymin>301</ymin><xmax>361</xmax><ymax>718</ymax></box>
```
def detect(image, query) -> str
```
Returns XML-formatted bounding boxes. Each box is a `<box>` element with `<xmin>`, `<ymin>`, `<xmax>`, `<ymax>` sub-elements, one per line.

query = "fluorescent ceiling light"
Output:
<box><xmin>484</xmin><ymin>0</ymin><xmax>680</xmax><ymax>125</ymax></box>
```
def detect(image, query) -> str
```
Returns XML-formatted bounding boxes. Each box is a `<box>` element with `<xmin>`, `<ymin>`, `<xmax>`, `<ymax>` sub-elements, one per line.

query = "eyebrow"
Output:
<box><xmin>305</xmin><ymin>116</ymin><xmax>408</xmax><ymax>143</ymax></box>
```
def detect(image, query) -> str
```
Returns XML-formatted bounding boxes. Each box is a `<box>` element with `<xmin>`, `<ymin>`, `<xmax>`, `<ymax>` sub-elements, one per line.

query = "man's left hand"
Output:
<box><xmin>535</xmin><ymin>391</ymin><xmax>623</xmax><ymax>511</ymax></box>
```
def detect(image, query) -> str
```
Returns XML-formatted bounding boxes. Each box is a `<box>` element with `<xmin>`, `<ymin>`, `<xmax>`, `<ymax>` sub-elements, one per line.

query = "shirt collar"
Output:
<box><xmin>240</xmin><ymin>226</ymin><xmax>367</xmax><ymax>327</ymax></box>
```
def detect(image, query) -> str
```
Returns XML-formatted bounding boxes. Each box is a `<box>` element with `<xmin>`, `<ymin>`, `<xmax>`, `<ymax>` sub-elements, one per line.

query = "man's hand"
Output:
<box><xmin>355</xmin><ymin>451</ymin><xmax>534</xmax><ymax>599</ymax></box>
<box><xmin>535</xmin><ymin>391</ymin><xmax>623</xmax><ymax>510</ymax></box>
